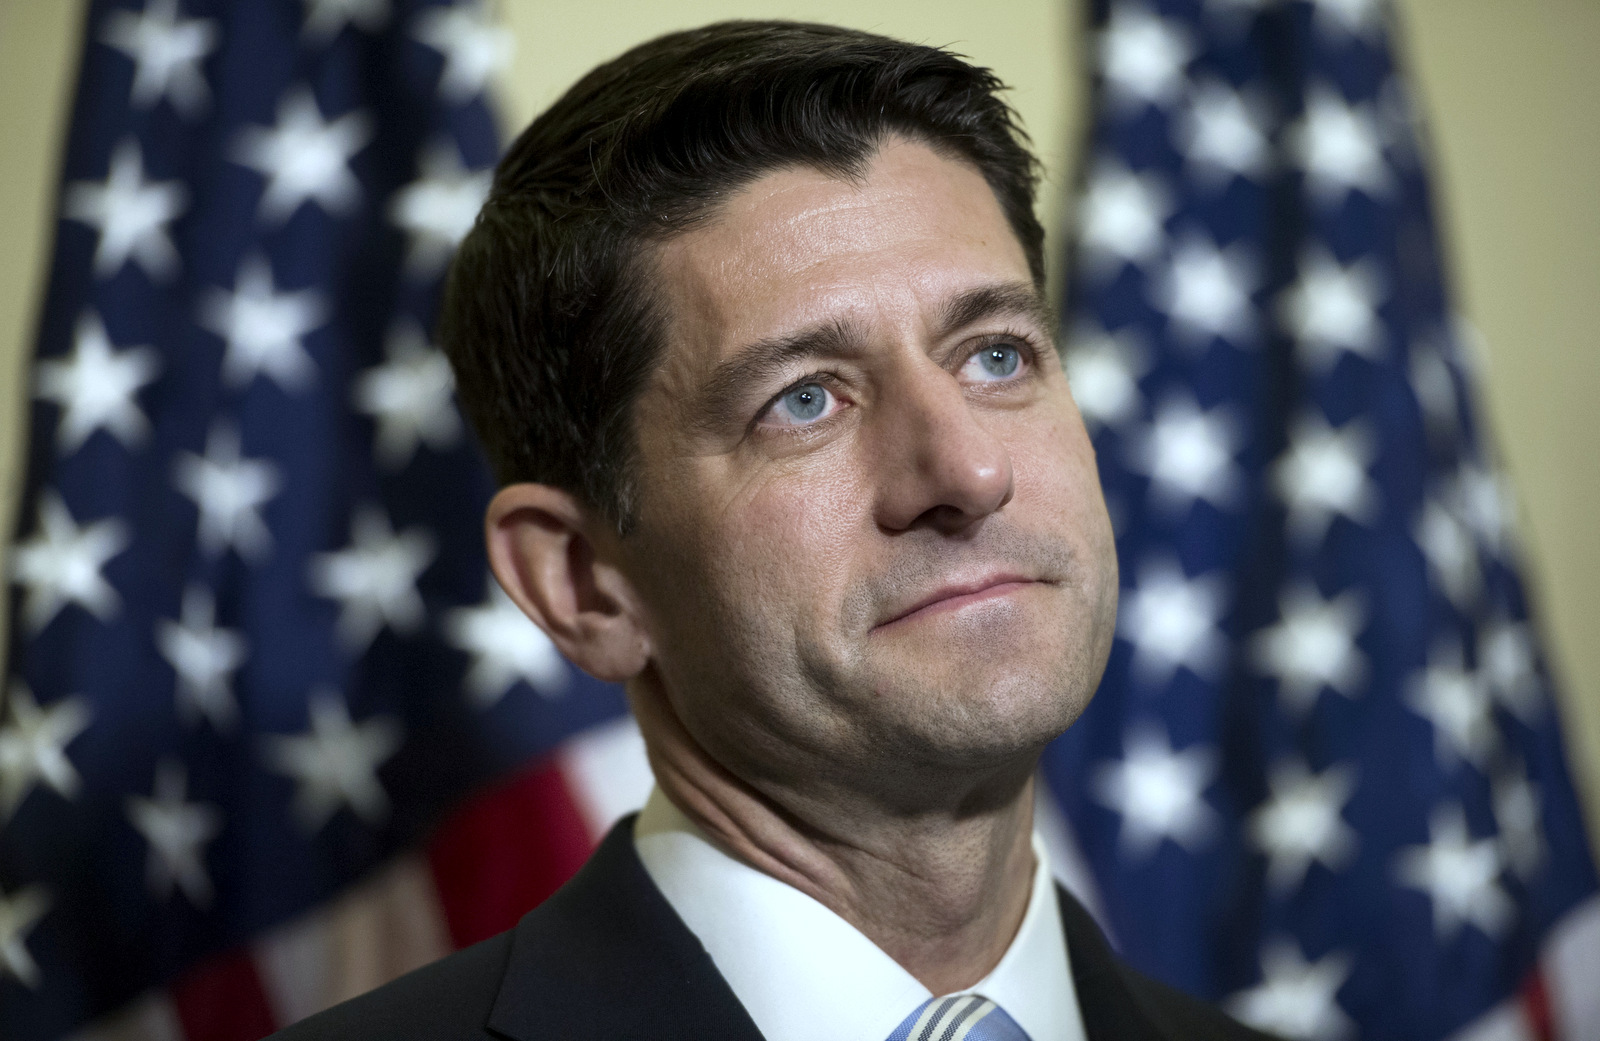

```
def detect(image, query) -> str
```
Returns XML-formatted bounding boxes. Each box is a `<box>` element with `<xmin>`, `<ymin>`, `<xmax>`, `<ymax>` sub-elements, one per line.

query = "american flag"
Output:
<box><xmin>1</xmin><ymin>2</ymin><xmax>652</xmax><ymax>1039</ymax></box>
<box><xmin>7</xmin><ymin>2</ymin><xmax>1600</xmax><ymax>1041</ymax></box>
<box><xmin>1040</xmin><ymin>0</ymin><xmax>1600</xmax><ymax>1038</ymax></box>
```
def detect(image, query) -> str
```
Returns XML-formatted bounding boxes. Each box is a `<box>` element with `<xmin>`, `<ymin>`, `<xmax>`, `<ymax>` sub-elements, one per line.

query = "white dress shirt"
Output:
<box><xmin>633</xmin><ymin>787</ymin><xmax>1089</xmax><ymax>1041</ymax></box>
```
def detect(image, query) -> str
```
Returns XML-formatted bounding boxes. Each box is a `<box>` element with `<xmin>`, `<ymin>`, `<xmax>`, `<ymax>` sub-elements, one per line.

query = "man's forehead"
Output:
<box><xmin>649</xmin><ymin>138</ymin><xmax>1037</xmax><ymax>367</ymax></box>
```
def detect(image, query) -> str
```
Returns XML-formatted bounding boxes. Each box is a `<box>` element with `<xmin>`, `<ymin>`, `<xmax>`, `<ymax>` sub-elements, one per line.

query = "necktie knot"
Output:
<box><xmin>888</xmin><ymin>993</ymin><xmax>1033</xmax><ymax>1041</ymax></box>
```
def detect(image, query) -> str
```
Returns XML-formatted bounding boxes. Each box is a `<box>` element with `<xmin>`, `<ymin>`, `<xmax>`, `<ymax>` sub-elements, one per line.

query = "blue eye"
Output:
<box><xmin>767</xmin><ymin>382</ymin><xmax>835</xmax><ymax>426</ymax></box>
<box><xmin>964</xmin><ymin>343</ymin><xmax>1023</xmax><ymax>382</ymax></box>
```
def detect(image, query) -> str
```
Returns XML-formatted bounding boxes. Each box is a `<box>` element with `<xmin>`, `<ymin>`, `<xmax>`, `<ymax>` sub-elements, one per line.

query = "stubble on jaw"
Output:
<box><xmin>626</xmin><ymin>509</ymin><xmax>1116</xmax><ymax>816</ymax></box>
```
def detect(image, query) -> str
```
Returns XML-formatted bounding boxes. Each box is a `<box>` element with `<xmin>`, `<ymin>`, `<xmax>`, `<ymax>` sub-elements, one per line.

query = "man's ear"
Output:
<box><xmin>485</xmin><ymin>483</ymin><xmax>651</xmax><ymax>683</ymax></box>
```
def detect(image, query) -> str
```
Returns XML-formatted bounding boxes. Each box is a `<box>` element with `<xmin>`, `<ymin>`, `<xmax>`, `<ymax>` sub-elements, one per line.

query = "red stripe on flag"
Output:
<box><xmin>169</xmin><ymin>946</ymin><xmax>278</xmax><ymax>1041</ymax></box>
<box><xmin>1521</xmin><ymin>970</ymin><xmax>1556</xmax><ymax>1041</ymax></box>
<box><xmin>426</xmin><ymin>757</ymin><xmax>597</xmax><ymax>949</ymax></box>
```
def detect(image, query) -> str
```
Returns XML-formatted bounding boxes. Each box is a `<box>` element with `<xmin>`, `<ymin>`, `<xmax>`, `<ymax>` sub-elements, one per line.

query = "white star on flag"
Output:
<box><xmin>10</xmin><ymin>491</ymin><xmax>129</xmax><ymax>634</ymax></box>
<box><xmin>1251</xmin><ymin>584</ymin><xmax>1368</xmax><ymax>716</ymax></box>
<box><xmin>1492</xmin><ymin>760</ymin><xmax>1546</xmax><ymax>880</ymax></box>
<box><xmin>353</xmin><ymin>320</ymin><xmax>463</xmax><ymax>471</ymax></box>
<box><xmin>172</xmin><ymin>423</ymin><xmax>283</xmax><ymax>562</ymax></box>
<box><xmin>263</xmin><ymin>688</ymin><xmax>403</xmax><ymax>833</ymax></box>
<box><xmin>308</xmin><ymin>506</ymin><xmax>436</xmax><ymax>654</ymax></box>
<box><xmin>155</xmin><ymin>585</ymin><xmax>248</xmax><ymax>733</ymax></box>
<box><xmin>1226</xmin><ymin>938</ymin><xmax>1356</xmax><ymax>1041</ymax></box>
<box><xmin>1405</xmin><ymin>644</ymin><xmax>1498</xmax><ymax>772</ymax></box>
<box><xmin>34</xmin><ymin>310</ymin><xmax>160</xmax><ymax>455</ymax></box>
<box><xmin>198</xmin><ymin>253</ymin><xmax>328</xmax><ymax>392</ymax></box>
<box><xmin>412</xmin><ymin>4</ymin><xmax>513</xmax><ymax>103</ymax></box>
<box><xmin>1310</xmin><ymin>0</ymin><xmax>1386</xmax><ymax>38</ymax></box>
<box><xmin>99</xmin><ymin>0</ymin><xmax>219</xmax><ymax>118</ymax></box>
<box><xmin>1064</xmin><ymin>323</ymin><xmax>1149</xmax><ymax>432</ymax></box>
<box><xmin>388</xmin><ymin>139</ymin><xmax>491</xmax><ymax>279</ymax></box>
<box><xmin>0</xmin><ymin>683</ymin><xmax>92</xmax><ymax>820</ymax></box>
<box><xmin>1128</xmin><ymin>393</ymin><xmax>1245</xmax><ymax>515</ymax></box>
<box><xmin>1395</xmin><ymin>803</ymin><xmax>1515</xmax><ymax>941</ymax></box>
<box><xmin>1376</xmin><ymin>77</ymin><xmax>1422</xmax><ymax>169</ymax></box>
<box><xmin>0</xmin><ymin>884</ymin><xmax>50</xmax><ymax>990</ymax></box>
<box><xmin>1098</xmin><ymin>4</ymin><xmax>1194</xmax><ymax>109</ymax></box>
<box><xmin>1075</xmin><ymin>160</ymin><xmax>1171</xmax><ymax>275</ymax></box>
<box><xmin>1408</xmin><ymin>336</ymin><xmax>1461</xmax><ymax>441</ymax></box>
<box><xmin>1249</xmin><ymin>759</ymin><xmax>1360</xmax><ymax>894</ymax></box>
<box><xmin>125</xmin><ymin>760</ymin><xmax>223</xmax><ymax>907</ymax></box>
<box><xmin>445</xmin><ymin>579</ymin><xmax>568</xmax><ymax>709</ymax></box>
<box><xmin>1093</xmin><ymin>724</ymin><xmax>1218</xmax><ymax>860</ymax></box>
<box><xmin>1479</xmin><ymin>617</ymin><xmax>1544</xmax><ymax>725</ymax></box>
<box><xmin>1448</xmin><ymin>460</ymin><xmax>1515</xmax><ymax>559</ymax></box>
<box><xmin>1271</xmin><ymin>411</ymin><xmax>1380</xmax><ymax>547</ymax></box>
<box><xmin>1118</xmin><ymin>556</ymin><xmax>1229</xmax><ymax>687</ymax></box>
<box><xmin>1151</xmin><ymin>233</ymin><xmax>1258</xmax><ymax>349</ymax></box>
<box><xmin>1175</xmin><ymin>79</ymin><xmax>1271</xmax><ymax>187</ymax></box>
<box><xmin>229</xmin><ymin>86</ymin><xmax>373</xmax><ymax>223</ymax></box>
<box><xmin>1279</xmin><ymin>248</ymin><xmax>1386</xmax><ymax>372</ymax></box>
<box><xmin>1415</xmin><ymin>497</ymin><xmax>1480</xmax><ymax>610</ymax></box>
<box><xmin>300</xmin><ymin>0</ymin><xmax>390</xmax><ymax>45</ymax></box>
<box><xmin>1289</xmin><ymin>85</ymin><xmax>1391</xmax><ymax>206</ymax></box>
<box><xmin>62</xmin><ymin>138</ymin><xmax>188</xmax><ymax>282</ymax></box>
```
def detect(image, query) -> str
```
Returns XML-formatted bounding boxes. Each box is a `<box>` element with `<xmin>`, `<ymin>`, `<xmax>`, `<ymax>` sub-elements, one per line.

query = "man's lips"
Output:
<box><xmin>873</xmin><ymin>574</ymin><xmax>1042</xmax><ymax>630</ymax></box>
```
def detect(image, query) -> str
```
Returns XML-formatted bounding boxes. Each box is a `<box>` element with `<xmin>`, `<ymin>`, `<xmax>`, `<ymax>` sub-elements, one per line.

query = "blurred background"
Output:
<box><xmin>0</xmin><ymin>1</ymin><xmax>1596</xmax><ymax>1040</ymax></box>
<box><xmin>9</xmin><ymin>0</ymin><xmax>1598</xmax><ymax>848</ymax></box>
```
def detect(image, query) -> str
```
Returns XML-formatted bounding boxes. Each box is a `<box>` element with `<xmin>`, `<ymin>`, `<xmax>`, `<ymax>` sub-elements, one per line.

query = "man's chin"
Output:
<box><xmin>852</xmin><ymin>652</ymin><xmax>1090</xmax><ymax>763</ymax></box>
<box><xmin>829</xmin><ymin>690</ymin><xmax>1065</xmax><ymax>815</ymax></box>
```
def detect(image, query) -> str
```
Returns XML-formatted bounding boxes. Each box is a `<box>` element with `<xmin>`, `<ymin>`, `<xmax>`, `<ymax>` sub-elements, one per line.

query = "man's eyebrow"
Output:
<box><xmin>692</xmin><ymin>281</ymin><xmax>1053</xmax><ymax>433</ymax></box>
<box><xmin>696</xmin><ymin>318</ymin><xmax>866</xmax><ymax>430</ymax></box>
<box><xmin>935</xmin><ymin>281</ymin><xmax>1056</xmax><ymax>341</ymax></box>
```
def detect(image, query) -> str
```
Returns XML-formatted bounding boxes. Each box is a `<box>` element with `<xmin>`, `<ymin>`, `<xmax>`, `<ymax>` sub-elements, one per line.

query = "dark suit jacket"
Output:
<box><xmin>272</xmin><ymin>817</ymin><xmax>1273</xmax><ymax>1040</ymax></box>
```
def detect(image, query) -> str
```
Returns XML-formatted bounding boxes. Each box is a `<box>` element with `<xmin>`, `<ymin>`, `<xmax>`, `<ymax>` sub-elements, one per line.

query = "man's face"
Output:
<box><xmin>617</xmin><ymin>139</ymin><xmax>1118</xmax><ymax>803</ymax></box>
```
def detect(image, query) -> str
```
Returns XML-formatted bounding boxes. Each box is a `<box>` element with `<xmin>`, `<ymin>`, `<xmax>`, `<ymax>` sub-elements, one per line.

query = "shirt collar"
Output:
<box><xmin>632</xmin><ymin>787</ymin><xmax>1087</xmax><ymax>1041</ymax></box>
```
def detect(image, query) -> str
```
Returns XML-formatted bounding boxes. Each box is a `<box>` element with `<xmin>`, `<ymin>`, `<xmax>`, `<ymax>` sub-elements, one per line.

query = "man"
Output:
<box><xmin>278</xmin><ymin>21</ymin><xmax>1269</xmax><ymax>1041</ymax></box>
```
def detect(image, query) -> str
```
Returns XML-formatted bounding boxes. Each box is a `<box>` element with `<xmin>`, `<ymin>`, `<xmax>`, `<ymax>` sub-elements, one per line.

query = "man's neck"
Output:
<box><xmin>634</xmin><ymin>684</ymin><xmax>1039</xmax><ymax>994</ymax></box>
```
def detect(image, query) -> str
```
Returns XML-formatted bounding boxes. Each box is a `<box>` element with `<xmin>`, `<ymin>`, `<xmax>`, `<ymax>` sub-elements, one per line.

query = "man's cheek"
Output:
<box><xmin>734</xmin><ymin>493</ymin><xmax>857</xmax><ymax>598</ymax></box>
<box><xmin>1025</xmin><ymin>397</ymin><xmax>1102</xmax><ymax>487</ymax></box>
<box><xmin>1006</xmin><ymin>422</ymin><xmax>1078</xmax><ymax>512</ymax></box>
<box><xmin>733</xmin><ymin>446</ymin><xmax>864</xmax><ymax>540</ymax></box>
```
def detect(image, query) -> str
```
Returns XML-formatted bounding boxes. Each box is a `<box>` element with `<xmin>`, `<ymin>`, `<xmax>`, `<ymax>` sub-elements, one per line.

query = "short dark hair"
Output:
<box><xmin>439</xmin><ymin>20</ymin><xmax>1044</xmax><ymax>531</ymax></box>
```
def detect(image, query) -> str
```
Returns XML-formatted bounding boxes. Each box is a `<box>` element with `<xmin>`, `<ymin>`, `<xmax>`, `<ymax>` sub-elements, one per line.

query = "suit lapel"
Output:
<box><xmin>487</xmin><ymin>816</ymin><xmax>765</xmax><ymax>1041</ymax></box>
<box><xmin>1057</xmin><ymin>884</ymin><xmax>1170</xmax><ymax>1041</ymax></box>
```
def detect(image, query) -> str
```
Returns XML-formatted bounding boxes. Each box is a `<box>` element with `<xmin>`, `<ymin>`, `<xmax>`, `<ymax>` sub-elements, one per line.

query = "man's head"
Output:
<box><xmin>446</xmin><ymin>22</ymin><xmax>1118</xmax><ymax>812</ymax></box>
<box><xmin>442</xmin><ymin>20</ymin><xmax>1045</xmax><ymax>530</ymax></box>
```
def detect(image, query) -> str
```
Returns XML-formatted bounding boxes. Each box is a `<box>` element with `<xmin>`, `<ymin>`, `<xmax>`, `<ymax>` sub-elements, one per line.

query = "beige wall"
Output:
<box><xmin>1</xmin><ymin>0</ymin><xmax>1595</xmax><ymax>844</ymax></box>
<box><xmin>0</xmin><ymin>0</ymin><xmax>85</xmax><ymax>590</ymax></box>
<box><xmin>1396</xmin><ymin>0</ymin><xmax>1600</xmax><ymax>842</ymax></box>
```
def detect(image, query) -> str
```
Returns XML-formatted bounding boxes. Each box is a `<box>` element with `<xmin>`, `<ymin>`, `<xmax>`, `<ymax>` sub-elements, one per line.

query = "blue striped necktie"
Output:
<box><xmin>887</xmin><ymin>994</ymin><xmax>1033</xmax><ymax>1041</ymax></box>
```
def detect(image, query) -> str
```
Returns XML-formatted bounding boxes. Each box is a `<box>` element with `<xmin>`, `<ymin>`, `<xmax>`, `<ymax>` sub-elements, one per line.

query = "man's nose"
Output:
<box><xmin>872</xmin><ymin>363</ymin><xmax>1015</xmax><ymax>534</ymax></box>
